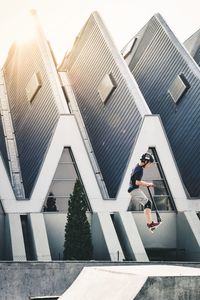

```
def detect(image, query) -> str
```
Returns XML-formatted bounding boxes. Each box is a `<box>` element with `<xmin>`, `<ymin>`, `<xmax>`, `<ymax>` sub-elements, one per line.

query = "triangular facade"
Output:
<box><xmin>0</xmin><ymin>10</ymin><xmax>199</xmax><ymax>264</ymax></box>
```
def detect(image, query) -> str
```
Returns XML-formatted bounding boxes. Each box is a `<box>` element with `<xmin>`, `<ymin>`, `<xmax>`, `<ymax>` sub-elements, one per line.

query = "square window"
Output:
<box><xmin>26</xmin><ymin>72</ymin><xmax>41</xmax><ymax>103</ymax></box>
<box><xmin>168</xmin><ymin>74</ymin><xmax>190</xmax><ymax>103</ymax></box>
<box><xmin>98</xmin><ymin>73</ymin><xmax>116</xmax><ymax>104</ymax></box>
<box><xmin>121</xmin><ymin>38</ymin><xmax>137</xmax><ymax>59</ymax></box>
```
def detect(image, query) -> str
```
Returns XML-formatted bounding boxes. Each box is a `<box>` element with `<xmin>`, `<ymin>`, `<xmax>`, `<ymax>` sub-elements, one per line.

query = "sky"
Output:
<box><xmin>0</xmin><ymin>0</ymin><xmax>200</xmax><ymax>66</ymax></box>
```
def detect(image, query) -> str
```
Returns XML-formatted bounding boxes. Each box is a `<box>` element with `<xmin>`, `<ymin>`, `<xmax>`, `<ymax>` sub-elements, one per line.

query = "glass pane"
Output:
<box><xmin>153</xmin><ymin>196</ymin><xmax>173</xmax><ymax>211</ymax></box>
<box><xmin>50</xmin><ymin>180</ymin><xmax>76</xmax><ymax>197</ymax></box>
<box><xmin>138</xmin><ymin>187</ymin><xmax>172</xmax><ymax>211</ymax></box>
<box><xmin>98</xmin><ymin>73</ymin><xmax>116</xmax><ymax>103</ymax></box>
<box><xmin>60</xmin><ymin>148</ymin><xmax>73</xmax><ymax>163</ymax></box>
<box><xmin>143</xmin><ymin>162</ymin><xmax>162</xmax><ymax>180</ymax></box>
<box><xmin>54</xmin><ymin>164</ymin><xmax>77</xmax><ymax>180</ymax></box>
<box><xmin>140</xmin><ymin>182</ymin><xmax>168</xmax><ymax>198</ymax></box>
<box><xmin>152</xmin><ymin>180</ymin><xmax>168</xmax><ymax>195</ymax></box>
<box><xmin>43</xmin><ymin>196</ymin><xmax>70</xmax><ymax>213</ymax></box>
<box><xmin>54</xmin><ymin>197</ymin><xmax>70</xmax><ymax>212</ymax></box>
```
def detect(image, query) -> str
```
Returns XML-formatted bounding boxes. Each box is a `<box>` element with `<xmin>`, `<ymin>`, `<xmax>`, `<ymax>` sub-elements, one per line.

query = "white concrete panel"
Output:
<box><xmin>115</xmin><ymin>212</ymin><xmax>149</xmax><ymax>262</ymax></box>
<box><xmin>8</xmin><ymin>214</ymin><xmax>26</xmax><ymax>261</ymax></box>
<box><xmin>97</xmin><ymin>212</ymin><xmax>125</xmax><ymax>261</ymax></box>
<box><xmin>29</xmin><ymin>213</ymin><xmax>51</xmax><ymax>261</ymax></box>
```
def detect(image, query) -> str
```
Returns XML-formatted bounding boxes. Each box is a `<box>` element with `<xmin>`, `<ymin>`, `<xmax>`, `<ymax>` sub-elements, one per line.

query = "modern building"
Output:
<box><xmin>123</xmin><ymin>13</ymin><xmax>200</xmax><ymax>198</ymax></box>
<box><xmin>0</xmin><ymin>9</ymin><xmax>199</xmax><ymax>266</ymax></box>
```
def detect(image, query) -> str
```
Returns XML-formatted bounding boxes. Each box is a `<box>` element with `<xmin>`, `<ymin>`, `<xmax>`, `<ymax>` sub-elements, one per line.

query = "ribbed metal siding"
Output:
<box><xmin>61</xmin><ymin>14</ymin><xmax>142</xmax><ymax>198</ymax></box>
<box><xmin>0</xmin><ymin>116</ymin><xmax>9</xmax><ymax>175</ymax></box>
<box><xmin>128</xmin><ymin>15</ymin><xmax>200</xmax><ymax>197</ymax></box>
<box><xmin>128</xmin><ymin>19</ymin><xmax>161</xmax><ymax>71</ymax></box>
<box><xmin>3</xmin><ymin>42</ymin><xmax>59</xmax><ymax>197</ymax></box>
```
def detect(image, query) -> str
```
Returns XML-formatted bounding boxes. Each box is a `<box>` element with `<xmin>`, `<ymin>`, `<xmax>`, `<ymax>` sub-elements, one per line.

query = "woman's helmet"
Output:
<box><xmin>140</xmin><ymin>152</ymin><xmax>154</xmax><ymax>163</ymax></box>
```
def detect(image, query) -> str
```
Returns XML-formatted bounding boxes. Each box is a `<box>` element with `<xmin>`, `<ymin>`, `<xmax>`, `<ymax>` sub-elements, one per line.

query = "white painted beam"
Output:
<box><xmin>29</xmin><ymin>213</ymin><xmax>51</xmax><ymax>261</ymax></box>
<box><xmin>7</xmin><ymin>214</ymin><xmax>26</xmax><ymax>261</ymax></box>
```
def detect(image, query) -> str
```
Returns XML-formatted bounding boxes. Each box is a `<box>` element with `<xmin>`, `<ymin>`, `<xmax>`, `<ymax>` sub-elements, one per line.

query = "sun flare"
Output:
<box><xmin>13</xmin><ymin>9</ymin><xmax>37</xmax><ymax>44</ymax></box>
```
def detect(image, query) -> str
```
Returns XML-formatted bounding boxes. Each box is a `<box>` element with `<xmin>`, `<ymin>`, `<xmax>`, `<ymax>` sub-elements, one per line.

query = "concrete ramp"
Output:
<box><xmin>59</xmin><ymin>267</ymin><xmax>147</xmax><ymax>300</ymax></box>
<box><xmin>59</xmin><ymin>265</ymin><xmax>200</xmax><ymax>300</ymax></box>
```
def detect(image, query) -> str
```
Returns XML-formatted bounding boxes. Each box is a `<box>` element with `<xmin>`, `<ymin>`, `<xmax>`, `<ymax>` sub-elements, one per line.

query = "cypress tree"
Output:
<box><xmin>63</xmin><ymin>179</ymin><xmax>93</xmax><ymax>260</ymax></box>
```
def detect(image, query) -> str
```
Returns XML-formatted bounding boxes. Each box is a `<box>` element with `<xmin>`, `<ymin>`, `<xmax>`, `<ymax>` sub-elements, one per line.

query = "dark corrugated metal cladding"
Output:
<box><xmin>60</xmin><ymin>13</ymin><xmax>143</xmax><ymax>198</ymax></box>
<box><xmin>3</xmin><ymin>41</ymin><xmax>59</xmax><ymax>197</ymax></box>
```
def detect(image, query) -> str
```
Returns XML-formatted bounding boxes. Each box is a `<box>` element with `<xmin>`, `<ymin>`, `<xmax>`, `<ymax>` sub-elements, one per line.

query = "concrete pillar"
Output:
<box><xmin>114</xmin><ymin>212</ymin><xmax>149</xmax><ymax>262</ymax></box>
<box><xmin>7</xmin><ymin>214</ymin><xmax>26</xmax><ymax>261</ymax></box>
<box><xmin>92</xmin><ymin>212</ymin><xmax>125</xmax><ymax>261</ymax></box>
<box><xmin>29</xmin><ymin>213</ymin><xmax>51</xmax><ymax>261</ymax></box>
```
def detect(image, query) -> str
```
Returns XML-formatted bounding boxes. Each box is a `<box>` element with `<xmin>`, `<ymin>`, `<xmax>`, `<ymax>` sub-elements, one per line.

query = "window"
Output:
<box><xmin>121</xmin><ymin>38</ymin><xmax>137</xmax><ymax>59</ymax></box>
<box><xmin>26</xmin><ymin>72</ymin><xmax>42</xmax><ymax>103</ymax></box>
<box><xmin>98</xmin><ymin>73</ymin><xmax>116</xmax><ymax>104</ymax></box>
<box><xmin>168</xmin><ymin>74</ymin><xmax>190</xmax><ymax>103</ymax></box>
<box><xmin>139</xmin><ymin>148</ymin><xmax>175</xmax><ymax>211</ymax></box>
<box><xmin>43</xmin><ymin>147</ymin><xmax>90</xmax><ymax>213</ymax></box>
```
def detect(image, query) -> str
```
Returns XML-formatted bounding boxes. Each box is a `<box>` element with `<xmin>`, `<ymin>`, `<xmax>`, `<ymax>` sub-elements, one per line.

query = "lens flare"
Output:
<box><xmin>14</xmin><ymin>10</ymin><xmax>36</xmax><ymax>44</ymax></box>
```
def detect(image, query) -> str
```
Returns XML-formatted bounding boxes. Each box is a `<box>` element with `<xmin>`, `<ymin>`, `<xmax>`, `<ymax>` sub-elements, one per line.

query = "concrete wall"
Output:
<box><xmin>133</xmin><ymin>212</ymin><xmax>177</xmax><ymax>249</ymax></box>
<box><xmin>135</xmin><ymin>276</ymin><xmax>200</xmax><ymax>300</ymax></box>
<box><xmin>0</xmin><ymin>262</ymin><xmax>199</xmax><ymax>300</ymax></box>
<box><xmin>177</xmin><ymin>212</ymin><xmax>200</xmax><ymax>261</ymax></box>
<box><xmin>44</xmin><ymin>213</ymin><xmax>66</xmax><ymax>260</ymax></box>
<box><xmin>44</xmin><ymin>213</ymin><xmax>92</xmax><ymax>261</ymax></box>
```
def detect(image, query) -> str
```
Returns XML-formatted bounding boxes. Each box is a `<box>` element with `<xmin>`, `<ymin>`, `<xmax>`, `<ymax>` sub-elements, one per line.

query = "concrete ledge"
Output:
<box><xmin>135</xmin><ymin>276</ymin><xmax>200</xmax><ymax>300</ymax></box>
